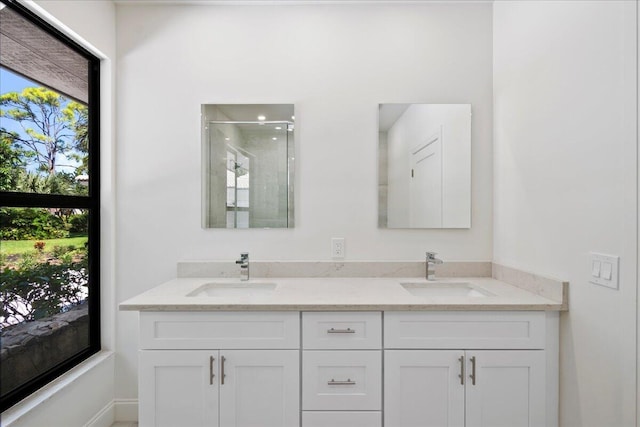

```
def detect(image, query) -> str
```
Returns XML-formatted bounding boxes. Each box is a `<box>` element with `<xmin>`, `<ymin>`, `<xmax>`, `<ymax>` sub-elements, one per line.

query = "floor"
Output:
<box><xmin>111</xmin><ymin>423</ymin><xmax>137</xmax><ymax>427</ymax></box>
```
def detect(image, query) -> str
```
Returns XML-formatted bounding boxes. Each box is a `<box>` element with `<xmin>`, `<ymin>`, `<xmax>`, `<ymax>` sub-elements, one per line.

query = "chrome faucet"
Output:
<box><xmin>426</xmin><ymin>251</ymin><xmax>443</xmax><ymax>280</ymax></box>
<box><xmin>235</xmin><ymin>252</ymin><xmax>249</xmax><ymax>281</ymax></box>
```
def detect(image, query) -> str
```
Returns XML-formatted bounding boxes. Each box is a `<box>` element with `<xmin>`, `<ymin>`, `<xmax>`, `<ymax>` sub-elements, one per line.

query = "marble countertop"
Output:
<box><xmin>119</xmin><ymin>276</ymin><xmax>565</xmax><ymax>311</ymax></box>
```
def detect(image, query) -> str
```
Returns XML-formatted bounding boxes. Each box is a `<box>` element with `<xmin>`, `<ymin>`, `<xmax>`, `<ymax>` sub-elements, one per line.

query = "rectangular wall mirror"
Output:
<box><xmin>202</xmin><ymin>104</ymin><xmax>295</xmax><ymax>228</ymax></box>
<box><xmin>379</xmin><ymin>104</ymin><xmax>471</xmax><ymax>229</ymax></box>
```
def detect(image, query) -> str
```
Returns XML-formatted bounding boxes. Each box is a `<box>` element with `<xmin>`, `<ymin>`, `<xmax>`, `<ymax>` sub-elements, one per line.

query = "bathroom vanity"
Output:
<box><xmin>121</xmin><ymin>275</ymin><xmax>566</xmax><ymax>427</ymax></box>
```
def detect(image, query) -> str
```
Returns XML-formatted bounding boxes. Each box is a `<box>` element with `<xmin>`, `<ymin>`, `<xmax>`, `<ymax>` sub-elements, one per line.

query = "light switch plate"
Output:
<box><xmin>589</xmin><ymin>252</ymin><xmax>619</xmax><ymax>290</ymax></box>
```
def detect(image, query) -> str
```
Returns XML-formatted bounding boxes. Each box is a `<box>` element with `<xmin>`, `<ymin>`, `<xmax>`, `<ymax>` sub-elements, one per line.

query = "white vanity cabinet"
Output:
<box><xmin>384</xmin><ymin>311</ymin><xmax>557</xmax><ymax>427</ymax></box>
<box><xmin>139</xmin><ymin>349</ymin><xmax>299</xmax><ymax>427</ymax></box>
<box><xmin>138</xmin><ymin>312</ymin><xmax>300</xmax><ymax>427</ymax></box>
<box><xmin>136</xmin><ymin>310</ymin><xmax>558</xmax><ymax>427</ymax></box>
<box><xmin>139</xmin><ymin>350</ymin><xmax>218</xmax><ymax>427</ymax></box>
<box><xmin>301</xmin><ymin>312</ymin><xmax>383</xmax><ymax>427</ymax></box>
<box><xmin>384</xmin><ymin>350</ymin><xmax>546</xmax><ymax>427</ymax></box>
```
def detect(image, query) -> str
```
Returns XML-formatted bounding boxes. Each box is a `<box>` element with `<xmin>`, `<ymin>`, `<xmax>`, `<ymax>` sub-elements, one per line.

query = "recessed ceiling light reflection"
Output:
<box><xmin>275</xmin><ymin>126</ymin><xmax>282</xmax><ymax>130</ymax></box>
<box><xmin>258</xmin><ymin>115</ymin><xmax>266</xmax><ymax>121</ymax></box>
<box><xmin>291</xmin><ymin>115</ymin><xmax>295</xmax><ymax>120</ymax></box>
<box><xmin>225</xmin><ymin>137</ymin><xmax>230</xmax><ymax>141</ymax></box>
<box><xmin>272</xmin><ymin>137</ymin><xmax>278</xmax><ymax>140</ymax></box>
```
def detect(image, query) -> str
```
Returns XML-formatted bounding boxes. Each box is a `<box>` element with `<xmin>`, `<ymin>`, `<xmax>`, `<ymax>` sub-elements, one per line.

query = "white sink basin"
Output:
<box><xmin>187</xmin><ymin>282</ymin><xmax>277</xmax><ymax>297</ymax></box>
<box><xmin>400</xmin><ymin>282</ymin><xmax>494</xmax><ymax>298</ymax></box>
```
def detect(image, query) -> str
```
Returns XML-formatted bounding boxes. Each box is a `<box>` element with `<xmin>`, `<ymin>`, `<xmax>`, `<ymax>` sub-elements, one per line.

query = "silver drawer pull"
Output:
<box><xmin>327</xmin><ymin>327</ymin><xmax>355</xmax><ymax>334</ymax></box>
<box><xmin>221</xmin><ymin>356</ymin><xmax>226</xmax><ymax>385</ymax></box>
<box><xmin>328</xmin><ymin>378</ymin><xmax>356</xmax><ymax>385</ymax></box>
<box><xmin>209</xmin><ymin>356</ymin><xmax>215</xmax><ymax>385</ymax></box>
<box><xmin>469</xmin><ymin>356</ymin><xmax>477</xmax><ymax>386</ymax></box>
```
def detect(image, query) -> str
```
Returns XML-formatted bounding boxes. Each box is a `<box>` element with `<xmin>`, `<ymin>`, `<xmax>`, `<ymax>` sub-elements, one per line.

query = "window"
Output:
<box><xmin>0</xmin><ymin>0</ymin><xmax>100</xmax><ymax>411</ymax></box>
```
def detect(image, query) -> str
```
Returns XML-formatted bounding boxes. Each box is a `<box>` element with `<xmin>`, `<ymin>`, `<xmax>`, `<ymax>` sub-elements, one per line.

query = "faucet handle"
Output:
<box><xmin>236</xmin><ymin>252</ymin><xmax>250</xmax><ymax>281</ymax></box>
<box><xmin>236</xmin><ymin>252</ymin><xmax>249</xmax><ymax>264</ymax></box>
<box><xmin>426</xmin><ymin>251</ymin><xmax>438</xmax><ymax>260</ymax></box>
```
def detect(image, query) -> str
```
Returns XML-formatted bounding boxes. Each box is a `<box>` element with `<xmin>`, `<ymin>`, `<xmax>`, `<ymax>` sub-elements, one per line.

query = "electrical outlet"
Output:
<box><xmin>331</xmin><ymin>238</ymin><xmax>345</xmax><ymax>259</ymax></box>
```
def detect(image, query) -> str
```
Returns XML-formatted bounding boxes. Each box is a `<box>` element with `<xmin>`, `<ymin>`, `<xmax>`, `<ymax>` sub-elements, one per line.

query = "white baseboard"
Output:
<box><xmin>115</xmin><ymin>398</ymin><xmax>139</xmax><ymax>422</ymax></box>
<box><xmin>85</xmin><ymin>398</ymin><xmax>138</xmax><ymax>426</ymax></box>
<box><xmin>84</xmin><ymin>401</ymin><xmax>115</xmax><ymax>427</ymax></box>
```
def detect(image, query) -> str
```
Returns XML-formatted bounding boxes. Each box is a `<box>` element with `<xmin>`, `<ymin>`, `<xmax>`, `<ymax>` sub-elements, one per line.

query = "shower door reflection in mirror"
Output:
<box><xmin>379</xmin><ymin>104</ymin><xmax>471</xmax><ymax>229</ymax></box>
<box><xmin>202</xmin><ymin>104</ymin><xmax>294</xmax><ymax>228</ymax></box>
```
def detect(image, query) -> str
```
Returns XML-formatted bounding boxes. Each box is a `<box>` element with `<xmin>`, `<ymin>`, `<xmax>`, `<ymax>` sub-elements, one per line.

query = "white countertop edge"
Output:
<box><xmin>119</xmin><ymin>277</ymin><xmax>566</xmax><ymax>312</ymax></box>
<box><xmin>120</xmin><ymin>303</ymin><xmax>565</xmax><ymax>312</ymax></box>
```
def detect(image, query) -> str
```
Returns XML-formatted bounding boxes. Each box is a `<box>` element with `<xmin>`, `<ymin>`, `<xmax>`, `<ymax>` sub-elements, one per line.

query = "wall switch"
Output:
<box><xmin>591</xmin><ymin>260</ymin><xmax>601</xmax><ymax>278</ymax></box>
<box><xmin>589</xmin><ymin>252</ymin><xmax>619</xmax><ymax>290</ymax></box>
<box><xmin>331</xmin><ymin>238</ymin><xmax>345</xmax><ymax>259</ymax></box>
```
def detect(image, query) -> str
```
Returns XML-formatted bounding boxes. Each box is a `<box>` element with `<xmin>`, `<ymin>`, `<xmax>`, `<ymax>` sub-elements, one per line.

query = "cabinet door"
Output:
<box><xmin>139</xmin><ymin>350</ymin><xmax>218</xmax><ymax>427</ymax></box>
<box><xmin>465</xmin><ymin>350</ymin><xmax>546</xmax><ymax>427</ymax></box>
<box><xmin>219</xmin><ymin>350</ymin><xmax>300</xmax><ymax>427</ymax></box>
<box><xmin>384</xmin><ymin>350</ymin><xmax>464</xmax><ymax>427</ymax></box>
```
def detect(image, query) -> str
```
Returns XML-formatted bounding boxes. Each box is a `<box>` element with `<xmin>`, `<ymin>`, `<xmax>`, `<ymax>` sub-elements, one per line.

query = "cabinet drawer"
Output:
<box><xmin>140</xmin><ymin>311</ymin><xmax>300</xmax><ymax>349</ymax></box>
<box><xmin>302</xmin><ymin>312</ymin><xmax>381</xmax><ymax>349</ymax></box>
<box><xmin>384</xmin><ymin>311</ymin><xmax>546</xmax><ymax>349</ymax></box>
<box><xmin>302</xmin><ymin>411</ymin><xmax>381</xmax><ymax>427</ymax></box>
<box><xmin>302</xmin><ymin>350</ymin><xmax>381</xmax><ymax>410</ymax></box>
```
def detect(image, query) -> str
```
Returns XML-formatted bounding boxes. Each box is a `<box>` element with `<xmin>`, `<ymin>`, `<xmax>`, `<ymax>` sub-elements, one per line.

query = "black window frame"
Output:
<box><xmin>0</xmin><ymin>0</ymin><xmax>100</xmax><ymax>411</ymax></box>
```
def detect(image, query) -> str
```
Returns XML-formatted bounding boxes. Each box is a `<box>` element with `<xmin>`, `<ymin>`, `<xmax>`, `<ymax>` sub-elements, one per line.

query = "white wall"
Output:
<box><xmin>3</xmin><ymin>0</ymin><xmax>117</xmax><ymax>425</ymax></box>
<box><xmin>116</xmin><ymin>2</ymin><xmax>493</xmax><ymax>400</ymax></box>
<box><xmin>493</xmin><ymin>1</ymin><xmax>637</xmax><ymax>425</ymax></box>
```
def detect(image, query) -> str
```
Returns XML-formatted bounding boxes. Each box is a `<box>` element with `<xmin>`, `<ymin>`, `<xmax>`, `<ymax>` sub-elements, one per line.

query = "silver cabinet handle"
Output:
<box><xmin>469</xmin><ymin>356</ymin><xmax>476</xmax><ymax>385</ymax></box>
<box><xmin>209</xmin><ymin>356</ymin><xmax>215</xmax><ymax>385</ymax></box>
<box><xmin>221</xmin><ymin>355</ymin><xmax>226</xmax><ymax>385</ymax></box>
<box><xmin>328</xmin><ymin>378</ymin><xmax>356</xmax><ymax>385</ymax></box>
<box><xmin>327</xmin><ymin>327</ymin><xmax>355</xmax><ymax>334</ymax></box>
<box><xmin>458</xmin><ymin>355</ymin><xmax>465</xmax><ymax>385</ymax></box>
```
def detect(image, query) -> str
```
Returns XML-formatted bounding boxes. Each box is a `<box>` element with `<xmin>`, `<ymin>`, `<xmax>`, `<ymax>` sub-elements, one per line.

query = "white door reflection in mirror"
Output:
<box><xmin>411</xmin><ymin>128</ymin><xmax>442</xmax><ymax>228</ymax></box>
<box><xmin>379</xmin><ymin>104</ymin><xmax>471</xmax><ymax>229</ymax></box>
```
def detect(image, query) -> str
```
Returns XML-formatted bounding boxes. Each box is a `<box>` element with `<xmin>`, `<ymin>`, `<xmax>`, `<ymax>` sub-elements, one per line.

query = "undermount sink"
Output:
<box><xmin>187</xmin><ymin>282</ymin><xmax>277</xmax><ymax>297</ymax></box>
<box><xmin>400</xmin><ymin>282</ymin><xmax>495</xmax><ymax>298</ymax></box>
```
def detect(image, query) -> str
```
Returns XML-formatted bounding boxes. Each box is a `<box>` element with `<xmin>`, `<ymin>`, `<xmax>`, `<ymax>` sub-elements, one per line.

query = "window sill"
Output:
<box><xmin>1</xmin><ymin>350</ymin><xmax>114</xmax><ymax>426</ymax></box>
